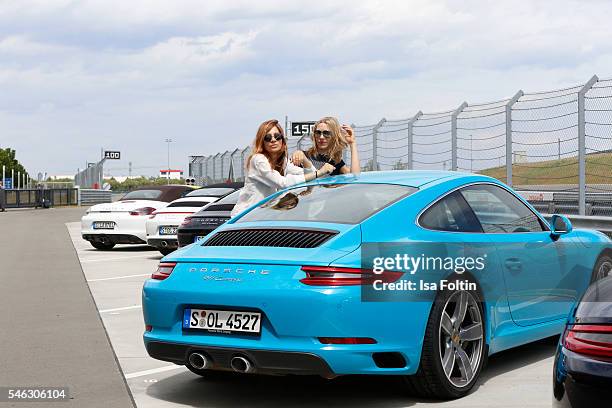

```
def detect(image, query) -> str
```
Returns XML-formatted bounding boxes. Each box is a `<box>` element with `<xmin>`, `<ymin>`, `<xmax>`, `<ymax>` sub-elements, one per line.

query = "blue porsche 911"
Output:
<box><xmin>142</xmin><ymin>171</ymin><xmax>611</xmax><ymax>399</ymax></box>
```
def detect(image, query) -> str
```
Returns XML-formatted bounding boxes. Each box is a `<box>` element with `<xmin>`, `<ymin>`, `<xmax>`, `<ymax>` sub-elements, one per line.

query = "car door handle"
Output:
<box><xmin>504</xmin><ymin>258</ymin><xmax>523</xmax><ymax>275</ymax></box>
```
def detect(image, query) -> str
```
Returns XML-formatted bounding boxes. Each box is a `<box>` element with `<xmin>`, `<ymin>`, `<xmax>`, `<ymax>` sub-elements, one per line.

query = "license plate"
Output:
<box><xmin>93</xmin><ymin>221</ymin><xmax>115</xmax><ymax>229</ymax></box>
<box><xmin>194</xmin><ymin>235</ymin><xmax>207</xmax><ymax>243</ymax></box>
<box><xmin>183</xmin><ymin>308</ymin><xmax>261</xmax><ymax>334</ymax></box>
<box><xmin>159</xmin><ymin>226</ymin><xmax>178</xmax><ymax>235</ymax></box>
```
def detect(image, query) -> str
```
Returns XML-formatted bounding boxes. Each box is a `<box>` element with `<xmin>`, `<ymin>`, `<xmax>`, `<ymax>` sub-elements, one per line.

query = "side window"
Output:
<box><xmin>460</xmin><ymin>184</ymin><xmax>545</xmax><ymax>233</ymax></box>
<box><xmin>419</xmin><ymin>191</ymin><xmax>483</xmax><ymax>233</ymax></box>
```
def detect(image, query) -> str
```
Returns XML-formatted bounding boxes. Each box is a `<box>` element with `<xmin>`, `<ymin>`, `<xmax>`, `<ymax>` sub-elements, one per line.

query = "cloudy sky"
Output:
<box><xmin>2</xmin><ymin>0</ymin><xmax>612</xmax><ymax>177</ymax></box>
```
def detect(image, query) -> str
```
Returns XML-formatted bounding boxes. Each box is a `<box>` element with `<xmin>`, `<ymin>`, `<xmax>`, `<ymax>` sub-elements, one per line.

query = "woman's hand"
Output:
<box><xmin>319</xmin><ymin>163</ymin><xmax>335</xmax><ymax>176</ymax></box>
<box><xmin>291</xmin><ymin>150</ymin><xmax>306</xmax><ymax>167</ymax></box>
<box><xmin>341</xmin><ymin>124</ymin><xmax>356</xmax><ymax>145</ymax></box>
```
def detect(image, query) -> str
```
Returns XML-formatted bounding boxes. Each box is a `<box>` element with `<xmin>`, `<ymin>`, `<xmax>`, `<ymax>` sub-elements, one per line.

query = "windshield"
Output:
<box><xmin>196</xmin><ymin>190</ymin><xmax>241</xmax><ymax>214</ymax></box>
<box><xmin>237</xmin><ymin>183</ymin><xmax>416</xmax><ymax>224</ymax></box>
<box><xmin>186</xmin><ymin>188</ymin><xmax>234</xmax><ymax>197</ymax></box>
<box><xmin>121</xmin><ymin>189</ymin><xmax>162</xmax><ymax>200</ymax></box>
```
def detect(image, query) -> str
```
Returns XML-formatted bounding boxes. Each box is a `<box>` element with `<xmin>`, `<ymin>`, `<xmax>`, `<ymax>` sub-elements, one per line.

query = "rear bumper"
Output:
<box><xmin>147</xmin><ymin>238</ymin><xmax>179</xmax><ymax>249</ymax></box>
<box><xmin>553</xmin><ymin>347</ymin><xmax>612</xmax><ymax>407</ymax></box>
<box><xmin>145</xmin><ymin>341</ymin><xmax>335</xmax><ymax>377</ymax></box>
<box><xmin>83</xmin><ymin>233</ymin><xmax>146</xmax><ymax>244</ymax></box>
<box><xmin>177</xmin><ymin>228</ymin><xmax>215</xmax><ymax>247</ymax></box>
<box><xmin>81</xmin><ymin>213</ymin><xmax>148</xmax><ymax>241</ymax></box>
<box><xmin>143</xmin><ymin>273</ymin><xmax>432</xmax><ymax>376</ymax></box>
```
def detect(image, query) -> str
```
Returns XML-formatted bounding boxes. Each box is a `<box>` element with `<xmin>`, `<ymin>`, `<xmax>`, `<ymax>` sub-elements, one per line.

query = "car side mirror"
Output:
<box><xmin>550</xmin><ymin>214</ymin><xmax>572</xmax><ymax>238</ymax></box>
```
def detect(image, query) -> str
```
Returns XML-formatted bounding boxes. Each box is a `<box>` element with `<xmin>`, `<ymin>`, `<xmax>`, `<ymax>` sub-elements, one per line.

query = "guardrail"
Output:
<box><xmin>519</xmin><ymin>191</ymin><xmax>612</xmax><ymax>217</ymax></box>
<box><xmin>79</xmin><ymin>189</ymin><xmax>112</xmax><ymax>205</ymax></box>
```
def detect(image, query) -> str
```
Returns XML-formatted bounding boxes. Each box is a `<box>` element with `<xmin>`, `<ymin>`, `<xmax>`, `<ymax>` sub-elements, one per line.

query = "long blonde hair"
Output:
<box><xmin>246</xmin><ymin>119</ymin><xmax>287</xmax><ymax>174</ymax></box>
<box><xmin>307</xmin><ymin>116</ymin><xmax>347</xmax><ymax>163</ymax></box>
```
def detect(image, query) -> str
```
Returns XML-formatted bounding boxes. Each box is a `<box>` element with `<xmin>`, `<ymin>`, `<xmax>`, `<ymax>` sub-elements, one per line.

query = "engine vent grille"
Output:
<box><xmin>204</xmin><ymin>204</ymin><xmax>235</xmax><ymax>212</ymax></box>
<box><xmin>202</xmin><ymin>228</ymin><xmax>337</xmax><ymax>248</ymax></box>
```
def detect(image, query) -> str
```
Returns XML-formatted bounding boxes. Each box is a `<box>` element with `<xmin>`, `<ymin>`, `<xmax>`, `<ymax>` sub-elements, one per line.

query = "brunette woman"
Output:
<box><xmin>231</xmin><ymin>119</ymin><xmax>334</xmax><ymax>217</ymax></box>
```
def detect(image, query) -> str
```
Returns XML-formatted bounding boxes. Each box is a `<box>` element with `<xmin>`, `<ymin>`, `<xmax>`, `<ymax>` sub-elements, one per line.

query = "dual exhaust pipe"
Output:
<box><xmin>188</xmin><ymin>352</ymin><xmax>253</xmax><ymax>373</ymax></box>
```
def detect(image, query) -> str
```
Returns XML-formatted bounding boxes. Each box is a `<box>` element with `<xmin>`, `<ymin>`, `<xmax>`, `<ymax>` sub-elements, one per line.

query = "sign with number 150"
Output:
<box><xmin>291</xmin><ymin>122</ymin><xmax>315</xmax><ymax>137</ymax></box>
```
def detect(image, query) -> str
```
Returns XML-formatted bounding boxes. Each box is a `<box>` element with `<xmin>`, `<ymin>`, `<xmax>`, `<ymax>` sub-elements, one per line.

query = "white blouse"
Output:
<box><xmin>231</xmin><ymin>154</ymin><xmax>312</xmax><ymax>217</ymax></box>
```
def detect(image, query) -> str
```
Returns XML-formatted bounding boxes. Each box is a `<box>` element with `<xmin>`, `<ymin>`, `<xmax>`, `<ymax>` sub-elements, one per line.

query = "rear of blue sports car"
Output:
<box><xmin>142</xmin><ymin>181</ymin><xmax>431</xmax><ymax>377</ymax></box>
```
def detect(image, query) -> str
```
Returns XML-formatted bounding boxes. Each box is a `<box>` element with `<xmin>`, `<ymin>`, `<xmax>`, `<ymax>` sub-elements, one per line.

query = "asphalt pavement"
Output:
<box><xmin>0</xmin><ymin>207</ymin><xmax>135</xmax><ymax>408</ymax></box>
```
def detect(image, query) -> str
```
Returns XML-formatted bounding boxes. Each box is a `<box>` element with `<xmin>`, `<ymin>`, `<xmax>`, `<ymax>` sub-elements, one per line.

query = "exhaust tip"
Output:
<box><xmin>230</xmin><ymin>356</ymin><xmax>253</xmax><ymax>373</ymax></box>
<box><xmin>188</xmin><ymin>352</ymin><xmax>210</xmax><ymax>370</ymax></box>
<box><xmin>160</xmin><ymin>241</ymin><xmax>168</xmax><ymax>247</ymax></box>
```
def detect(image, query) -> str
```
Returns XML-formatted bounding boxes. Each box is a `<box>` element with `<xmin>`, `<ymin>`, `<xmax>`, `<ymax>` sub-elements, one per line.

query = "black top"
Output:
<box><xmin>305</xmin><ymin>152</ymin><xmax>346</xmax><ymax>176</ymax></box>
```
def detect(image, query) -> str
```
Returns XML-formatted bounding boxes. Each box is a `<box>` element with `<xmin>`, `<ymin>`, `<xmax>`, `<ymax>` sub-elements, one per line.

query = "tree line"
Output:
<box><xmin>0</xmin><ymin>148</ymin><xmax>29</xmax><ymax>181</ymax></box>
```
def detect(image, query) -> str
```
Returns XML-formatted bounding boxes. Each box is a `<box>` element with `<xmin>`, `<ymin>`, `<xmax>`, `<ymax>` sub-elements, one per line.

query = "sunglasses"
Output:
<box><xmin>314</xmin><ymin>129</ymin><xmax>332</xmax><ymax>138</ymax></box>
<box><xmin>264</xmin><ymin>133</ymin><xmax>284</xmax><ymax>143</ymax></box>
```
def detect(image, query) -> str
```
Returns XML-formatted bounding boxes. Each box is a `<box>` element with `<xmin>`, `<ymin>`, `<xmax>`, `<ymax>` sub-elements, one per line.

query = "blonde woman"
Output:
<box><xmin>231</xmin><ymin>119</ymin><xmax>334</xmax><ymax>217</ymax></box>
<box><xmin>291</xmin><ymin>117</ymin><xmax>360</xmax><ymax>176</ymax></box>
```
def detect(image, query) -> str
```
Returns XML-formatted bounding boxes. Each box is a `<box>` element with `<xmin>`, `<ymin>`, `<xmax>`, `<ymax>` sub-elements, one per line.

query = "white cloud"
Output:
<box><xmin>1</xmin><ymin>0</ymin><xmax>612</xmax><ymax>175</ymax></box>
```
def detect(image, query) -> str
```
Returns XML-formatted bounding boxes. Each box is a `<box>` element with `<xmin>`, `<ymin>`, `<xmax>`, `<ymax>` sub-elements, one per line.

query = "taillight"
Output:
<box><xmin>300</xmin><ymin>266</ymin><xmax>403</xmax><ymax>286</ymax></box>
<box><xmin>564</xmin><ymin>324</ymin><xmax>612</xmax><ymax>358</ymax></box>
<box><xmin>180</xmin><ymin>217</ymin><xmax>193</xmax><ymax>227</ymax></box>
<box><xmin>151</xmin><ymin>262</ymin><xmax>176</xmax><ymax>280</ymax></box>
<box><xmin>130</xmin><ymin>207</ymin><xmax>156</xmax><ymax>216</ymax></box>
<box><xmin>319</xmin><ymin>337</ymin><xmax>377</xmax><ymax>344</ymax></box>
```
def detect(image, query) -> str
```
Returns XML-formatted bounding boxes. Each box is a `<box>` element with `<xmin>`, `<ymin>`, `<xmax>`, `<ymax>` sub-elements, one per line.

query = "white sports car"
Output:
<box><xmin>145</xmin><ymin>184</ymin><xmax>241</xmax><ymax>255</ymax></box>
<box><xmin>81</xmin><ymin>185</ymin><xmax>195</xmax><ymax>250</ymax></box>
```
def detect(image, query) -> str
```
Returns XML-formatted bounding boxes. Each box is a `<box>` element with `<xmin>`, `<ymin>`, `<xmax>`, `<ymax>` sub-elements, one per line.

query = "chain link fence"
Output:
<box><xmin>74</xmin><ymin>161</ymin><xmax>104</xmax><ymax>189</ymax></box>
<box><xmin>190</xmin><ymin>74</ymin><xmax>612</xmax><ymax>216</ymax></box>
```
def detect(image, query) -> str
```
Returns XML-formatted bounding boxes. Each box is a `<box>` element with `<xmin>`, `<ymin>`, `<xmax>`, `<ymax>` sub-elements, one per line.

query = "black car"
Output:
<box><xmin>553</xmin><ymin>261</ymin><xmax>612</xmax><ymax>407</ymax></box>
<box><xmin>177</xmin><ymin>188</ymin><xmax>241</xmax><ymax>247</ymax></box>
<box><xmin>145</xmin><ymin>182</ymin><xmax>243</xmax><ymax>255</ymax></box>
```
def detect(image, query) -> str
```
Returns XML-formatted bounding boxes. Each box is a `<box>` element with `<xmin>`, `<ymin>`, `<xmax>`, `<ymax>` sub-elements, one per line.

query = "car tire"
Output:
<box><xmin>591</xmin><ymin>252</ymin><xmax>612</xmax><ymax>283</ymax></box>
<box><xmin>159</xmin><ymin>248</ymin><xmax>175</xmax><ymax>256</ymax></box>
<box><xmin>405</xmin><ymin>277</ymin><xmax>486</xmax><ymax>399</ymax></box>
<box><xmin>90</xmin><ymin>241</ymin><xmax>115</xmax><ymax>250</ymax></box>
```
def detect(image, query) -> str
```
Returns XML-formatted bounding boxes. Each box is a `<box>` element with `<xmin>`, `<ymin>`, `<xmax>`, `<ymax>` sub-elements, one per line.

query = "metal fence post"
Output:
<box><xmin>241</xmin><ymin>147</ymin><xmax>249</xmax><ymax>180</ymax></box>
<box><xmin>296</xmin><ymin>135</ymin><xmax>307</xmax><ymax>151</ymax></box>
<box><xmin>451</xmin><ymin>102</ymin><xmax>468</xmax><ymax>171</ymax></box>
<box><xmin>407</xmin><ymin>111</ymin><xmax>423</xmax><ymax>170</ymax></box>
<box><xmin>212</xmin><ymin>154</ymin><xmax>217</xmax><ymax>183</ymax></box>
<box><xmin>230</xmin><ymin>149</ymin><xmax>239</xmax><ymax>181</ymax></box>
<box><xmin>345</xmin><ymin>124</ymin><xmax>356</xmax><ymax>164</ymax></box>
<box><xmin>372</xmin><ymin>118</ymin><xmax>386</xmax><ymax>171</ymax></box>
<box><xmin>505</xmin><ymin>90</ymin><xmax>524</xmax><ymax>186</ymax></box>
<box><xmin>578</xmin><ymin>75</ymin><xmax>599</xmax><ymax>215</ymax></box>
<box><xmin>220</xmin><ymin>151</ymin><xmax>227</xmax><ymax>182</ymax></box>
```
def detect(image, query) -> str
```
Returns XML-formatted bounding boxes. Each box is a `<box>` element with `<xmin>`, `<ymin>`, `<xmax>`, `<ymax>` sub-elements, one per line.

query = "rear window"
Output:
<box><xmin>121</xmin><ymin>189</ymin><xmax>162</xmax><ymax>200</ymax></box>
<box><xmin>237</xmin><ymin>184</ymin><xmax>415</xmax><ymax>224</ymax></box>
<box><xmin>186</xmin><ymin>188</ymin><xmax>234</xmax><ymax>197</ymax></box>
<box><xmin>167</xmin><ymin>201</ymin><xmax>211</xmax><ymax>208</ymax></box>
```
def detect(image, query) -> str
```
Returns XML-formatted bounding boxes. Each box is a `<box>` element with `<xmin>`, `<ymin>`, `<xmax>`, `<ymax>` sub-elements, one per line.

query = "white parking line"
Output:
<box><xmin>88</xmin><ymin>274</ymin><xmax>150</xmax><ymax>282</ymax></box>
<box><xmin>99</xmin><ymin>305</ymin><xmax>142</xmax><ymax>313</ymax></box>
<box><xmin>124</xmin><ymin>365</ymin><xmax>185</xmax><ymax>379</ymax></box>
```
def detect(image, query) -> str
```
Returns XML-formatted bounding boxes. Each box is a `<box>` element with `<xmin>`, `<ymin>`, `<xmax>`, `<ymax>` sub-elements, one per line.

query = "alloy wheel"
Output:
<box><xmin>438</xmin><ymin>290</ymin><xmax>484</xmax><ymax>388</ymax></box>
